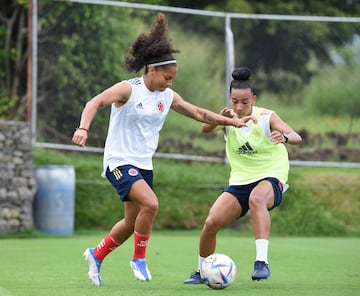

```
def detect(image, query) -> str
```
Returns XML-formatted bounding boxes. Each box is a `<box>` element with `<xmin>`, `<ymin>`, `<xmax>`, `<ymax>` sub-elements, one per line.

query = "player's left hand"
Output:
<box><xmin>270</xmin><ymin>130</ymin><xmax>286</xmax><ymax>144</ymax></box>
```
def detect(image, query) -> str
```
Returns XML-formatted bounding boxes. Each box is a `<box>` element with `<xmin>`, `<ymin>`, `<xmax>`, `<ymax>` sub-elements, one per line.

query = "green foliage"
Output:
<box><xmin>33</xmin><ymin>148</ymin><xmax>360</xmax><ymax>236</ymax></box>
<box><xmin>0</xmin><ymin>93</ymin><xmax>15</xmax><ymax>119</ymax></box>
<box><xmin>37</xmin><ymin>1</ymin><xmax>142</xmax><ymax>146</ymax></box>
<box><xmin>171</xmin><ymin>25</ymin><xmax>225</xmax><ymax>110</ymax></box>
<box><xmin>2</xmin><ymin>0</ymin><xmax>360</xmax><ymax>124</ymax></box>
<box><xmin>0</xmin><ymin>1</ymin><xmax>28</xmax><ymax>120</ymax></box>
<box><xmin>273</xmin><ymin>187</ymin><xmax>345</xmax><ymax>236</ymax></box>
<box><xmin>303</xmin><ymin>65</ymin><xmax>360</xmax><ymax>116</ymax></box>
<box><xmin>35</xmin><ymin>3</ymin><xmax>231</xmax><ymax>146</ymax></box>
<box><xmin>208</xmin><ymin>0</ymin><xmax>360</xmax><ymax>97</ymax></box>
<box><xmin>29</xmin><ymin>1</ymin><xmax>360</xmax><ymax>146</ymax></box>
<box><xmin>273</xmin><ymin>167</ymin><xmax>360</xmax><ymax>236</ymax></box>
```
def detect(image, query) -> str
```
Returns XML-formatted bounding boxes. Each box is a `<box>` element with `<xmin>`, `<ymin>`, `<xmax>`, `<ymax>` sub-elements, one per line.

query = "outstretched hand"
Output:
<box><xmin>232</xmin><ymin>115</ymin><xmax>257</xmax><ymax>128</ymax></box>
<box><xmin>220</xmin><ymin>108</ymin><xmax>257</xmax><ymax>128</ymax></box>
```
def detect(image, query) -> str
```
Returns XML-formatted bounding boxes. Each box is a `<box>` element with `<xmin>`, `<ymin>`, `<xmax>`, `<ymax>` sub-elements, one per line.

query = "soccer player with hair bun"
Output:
<box><xmin>72</xmin><ymin>13</ymin><xmax>254</xmax><ymax>286</ymax></box>
<box><xmin>184</xmin><ymin>67</ymin><xmax>302</xmax><ymax>284</ymax></box>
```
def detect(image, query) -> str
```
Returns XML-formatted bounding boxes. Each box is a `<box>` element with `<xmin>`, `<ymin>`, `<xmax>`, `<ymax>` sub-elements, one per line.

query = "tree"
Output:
<box><xmin>0</xmin><ymin>0</ymin><xmax>28</xmax><ymax>120</ymax></box>
<box><xmin>233</xmin><ymin>1</ymin><xmax>360</xmax><ymax>98</ymax></box>
<box><xmin>196</xmin><ymin>0</ymin><xmax>360</xmax><ymax>99</ymax></box>
<box><xmin>36</xmin><ymin>0</ymin><xmax>139</xmax><ymax>145</ymax></box>
<box><xmin>1</xmin><ymin>0</ymin><xmax>360</xmax><ymax>123</ymax></box>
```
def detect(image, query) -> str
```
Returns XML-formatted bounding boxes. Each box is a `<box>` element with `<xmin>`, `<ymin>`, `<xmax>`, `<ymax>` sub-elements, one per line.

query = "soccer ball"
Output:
<box><xmin>200</xmin><ymin>253</ymin><xmax>237</xmax><ymax>289</ymax></box>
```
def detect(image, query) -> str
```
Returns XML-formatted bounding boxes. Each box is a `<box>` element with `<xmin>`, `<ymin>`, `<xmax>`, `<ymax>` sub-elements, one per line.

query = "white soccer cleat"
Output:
<box><xmin>130</xmin><ymin>258</ymin><xmax>152</xmax><ymax>281</ymax></box>
<box><xmin>83</xmin><ymin>248</ymin><xmax>102</xmax><ymax>286</ymax></box>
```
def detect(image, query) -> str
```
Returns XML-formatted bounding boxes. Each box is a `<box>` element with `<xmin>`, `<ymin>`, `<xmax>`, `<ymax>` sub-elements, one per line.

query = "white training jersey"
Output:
<box><xmin>102</xmin><ymin>76</ymin><xmax>174</xmax><ymax>176</ymax></box>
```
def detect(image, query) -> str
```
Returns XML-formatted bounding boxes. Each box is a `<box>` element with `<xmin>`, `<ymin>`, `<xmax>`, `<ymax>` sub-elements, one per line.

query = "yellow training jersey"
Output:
<box><xmin>225</xmin><ymin>106</ymin><xmax>289</xmax><ymax>185</ymax></box>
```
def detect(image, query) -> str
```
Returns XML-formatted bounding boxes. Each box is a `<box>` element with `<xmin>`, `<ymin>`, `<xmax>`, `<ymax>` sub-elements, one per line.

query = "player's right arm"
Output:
<box><xmin>72</xmin><ymin>81</ymin><xmax>131</xmax><ymax>147</ymax></box>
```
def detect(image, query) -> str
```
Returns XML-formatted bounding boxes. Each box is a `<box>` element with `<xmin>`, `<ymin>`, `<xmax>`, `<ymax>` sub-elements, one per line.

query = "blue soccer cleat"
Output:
<box><xmin>83</xmin><ymin>248</ymin><xmax>102</xmax><ymax>286</ymax></box>
<box><xmin>184</xmin><ymin>270</ymin><xmax>203</xmax><ymax>284</ymax></box>
<box><xmin>130</xmin><ymin>258</ymin><xmax>152</xmax><ymax>281</ymax></box>
<box><xmin>251</xmin><ymin>260</ymin><xmax>271</xmax><ymax>281</ymax></box>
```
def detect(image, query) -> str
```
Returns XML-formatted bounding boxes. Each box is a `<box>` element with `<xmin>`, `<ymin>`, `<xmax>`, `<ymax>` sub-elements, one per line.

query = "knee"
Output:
<box><xmin>249</xmin><ymin>194</ymin><xmax>263</xmax><ymax>210</ymax></box>
<box><xmin>142</xmin><ymin>199</ymin><xmax>159</xmax><ymax>216</ymax></box>
<box><xmin>203</xmin><ymin>215</ymin><xmax>222</xmax><ymax>234</ymax></box>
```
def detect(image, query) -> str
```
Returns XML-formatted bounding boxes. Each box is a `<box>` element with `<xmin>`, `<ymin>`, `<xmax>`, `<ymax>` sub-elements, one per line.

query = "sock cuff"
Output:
<box><xmin>198</xmin><ymin>256</ymin><xmax>205</xmax><ymax>271</ymax></box>
<box><xmin>108</xmin><ymin>234</ymin><xmax>121</xmax><ymax>246</ymax></box>
<box><xmin>134</xmin><ymin>231</ymin><xmax>150</xmax><ymax>239</ymax></box>
<box><xmin>255</xmin><ymin>239</ymin><xmax>269</xmax><ymax>243</ymax></box>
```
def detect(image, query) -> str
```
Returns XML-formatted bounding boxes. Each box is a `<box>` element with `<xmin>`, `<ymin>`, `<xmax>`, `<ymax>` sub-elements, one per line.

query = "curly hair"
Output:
<box><xmin>125</xmin><ymin>13</ymin><xmax>180</xmax><ymax>73</ymax></box>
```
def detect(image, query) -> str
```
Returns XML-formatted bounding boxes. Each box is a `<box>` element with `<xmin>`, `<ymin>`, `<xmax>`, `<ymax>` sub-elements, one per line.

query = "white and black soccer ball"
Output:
<box><xmin>200</xmin><ymin>253</ymin><xmax>237</xmax><ymax>289</ymax></box>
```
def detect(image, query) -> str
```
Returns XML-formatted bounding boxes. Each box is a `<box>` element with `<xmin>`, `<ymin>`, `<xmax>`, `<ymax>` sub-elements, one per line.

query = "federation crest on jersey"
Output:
<box><xmin>128</xmin><ymin>168</ymin><xmax>139</xmax><ymax>176</ymax></box>
<box><xmin>157</xmin><ymin>100</ymin><xmax>165</xmax><ymax>112</ymax></box>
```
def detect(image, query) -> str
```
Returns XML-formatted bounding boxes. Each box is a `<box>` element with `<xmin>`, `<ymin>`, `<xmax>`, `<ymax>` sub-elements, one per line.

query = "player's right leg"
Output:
<box><xmin>184</xmin><ymin>192</ymin><xmax>241</xmax><ymax>284</ymax></box>
<box><xmin>83</xmin><ymin>248</ymin><xmax>103</xmax><ymax>286</ymax></box>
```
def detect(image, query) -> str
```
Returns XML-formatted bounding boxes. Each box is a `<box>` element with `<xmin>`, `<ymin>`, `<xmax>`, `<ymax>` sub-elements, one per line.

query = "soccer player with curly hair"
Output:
<box><xmin>72</xmin><ymin>13</ymin><xmax>254</xmax><ymax>286</ymax></box>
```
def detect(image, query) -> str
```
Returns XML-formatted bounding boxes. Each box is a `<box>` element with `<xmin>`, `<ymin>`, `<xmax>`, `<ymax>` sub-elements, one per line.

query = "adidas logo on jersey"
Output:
<box><xmin>128</xmin><ymin>77</ymin><xmax>141</xmax><ymax>85</ymax></box>
<box><xmin>237</xmin><ymin>141</ymin><xmax>257</xmax><ymax>155</ymax></box>
<box><xmin>136</xmin><ymin>102</ymin><xmax>143</xmax><ymax>109</ymax></box>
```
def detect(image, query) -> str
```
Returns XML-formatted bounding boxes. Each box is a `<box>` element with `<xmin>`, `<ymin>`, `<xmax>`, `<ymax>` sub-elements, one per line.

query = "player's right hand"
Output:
<box><xmin>220</xmin><ymin>107</ymin><xmax>236</xmax><ymax>118</ymax></box>
<box><xmin>72</xmin><ymin>129</ymin><xmax>88</xmax><ymax>148</ymax></box>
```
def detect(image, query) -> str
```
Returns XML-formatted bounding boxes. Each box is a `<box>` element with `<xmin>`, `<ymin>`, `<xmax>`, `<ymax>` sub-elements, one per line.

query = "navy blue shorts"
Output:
<box><xmin>106</xmin><ymin>165</ymin><xmax>153</xmax><ymax>201</ymax></box>
<box><xmin>222</xmin><ymin>177</ymin><xmax>283</xmax><ymax>218</ymax></box>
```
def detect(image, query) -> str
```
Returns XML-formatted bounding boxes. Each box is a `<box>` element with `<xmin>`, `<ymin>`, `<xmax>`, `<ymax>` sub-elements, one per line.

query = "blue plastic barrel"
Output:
<box><xmin>33</xmin><ymin>165</ymin><xmax>75</xmax><ymax>235</ymax></box>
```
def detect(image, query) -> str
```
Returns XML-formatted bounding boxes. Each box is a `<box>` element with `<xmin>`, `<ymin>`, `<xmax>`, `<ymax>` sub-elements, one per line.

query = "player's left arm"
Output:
<box><xmin>269</xmin><ymin>112</ymin><xmax>302</xmax><ymax>145</ymax></box>
<box><xmin>171</xmin><ymin>92</ymin><xmax>255</xmax><ymax>128</ymax></box>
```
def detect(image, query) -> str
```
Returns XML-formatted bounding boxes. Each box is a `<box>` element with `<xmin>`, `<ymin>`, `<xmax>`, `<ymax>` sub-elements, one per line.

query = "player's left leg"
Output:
<box><xmin>249</xmin><ymin>179</ymin><xmax>281</xmax><ymax>280</ymax></box>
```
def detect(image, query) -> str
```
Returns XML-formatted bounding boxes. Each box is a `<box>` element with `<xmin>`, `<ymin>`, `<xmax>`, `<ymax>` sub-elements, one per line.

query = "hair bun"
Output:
<box><xmin>232</xmin><ymin>67</ymin><xmax>251</xmax><ymax>80</ymax></box>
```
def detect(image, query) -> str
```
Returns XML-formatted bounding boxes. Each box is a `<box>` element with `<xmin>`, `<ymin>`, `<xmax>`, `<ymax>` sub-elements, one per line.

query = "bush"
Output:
<box><xmin>33</xmin><ymin>148</ymin><xmax>360</xmax><ymax>236</ymax></box>
<box><xmin>303</xmin><ymin>65</ymin><xmax>360</xmax><ymax>117</ymax></box>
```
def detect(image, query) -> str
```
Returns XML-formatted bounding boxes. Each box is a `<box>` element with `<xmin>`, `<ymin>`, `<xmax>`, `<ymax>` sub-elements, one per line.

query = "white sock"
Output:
<box><xmin>198</xmin><ymin>256</ymin><xmax>205</xmax><ymax>271</ymax></box>
<box><xmin>255</xmin><ymin>239</ymin><xmax>269</xmax><ymax>264</ymax></box>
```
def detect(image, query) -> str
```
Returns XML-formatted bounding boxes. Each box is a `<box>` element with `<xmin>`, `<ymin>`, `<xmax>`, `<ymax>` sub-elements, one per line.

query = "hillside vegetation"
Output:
<box><xmin>33</xmin><ymin>148</ymin><xmax>360</xmax><ymax>236</ymax></box>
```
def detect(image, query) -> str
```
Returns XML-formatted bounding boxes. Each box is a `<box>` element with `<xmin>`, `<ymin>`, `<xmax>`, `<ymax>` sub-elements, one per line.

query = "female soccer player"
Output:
<box><xmin>184</xmin><ymin>67</ymin><xmax>302</xmax><ymax>284</ymax></box>
<box><xmin>72</xmin><ymin>14</ymin><xmax>253</xmax><ymax>286</ymax></box>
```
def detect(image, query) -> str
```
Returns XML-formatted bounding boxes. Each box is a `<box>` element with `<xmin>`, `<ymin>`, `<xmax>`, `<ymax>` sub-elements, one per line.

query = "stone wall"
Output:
<box><xmin>0</xmin><ymin>120</ymin><xmax>36</xmax><ymax>233</ymax></box>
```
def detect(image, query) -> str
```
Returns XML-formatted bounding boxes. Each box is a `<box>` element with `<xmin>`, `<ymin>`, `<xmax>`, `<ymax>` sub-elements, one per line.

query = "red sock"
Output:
<box><xmin>94</xmin><ymin>234</ymin><xmax>120</xmax><ymax>261</ymax></box>
<box><xmin>133</xmin><ymin>231</ymin><xmax>150</xmax><ymax>259</ymax></box>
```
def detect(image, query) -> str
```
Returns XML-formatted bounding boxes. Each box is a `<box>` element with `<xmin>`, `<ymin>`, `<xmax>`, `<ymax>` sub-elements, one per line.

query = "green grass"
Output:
<box><xmin>1</xmin><ymin>230</ymin><xmax>359</xmax><ymax>295</ymax></box>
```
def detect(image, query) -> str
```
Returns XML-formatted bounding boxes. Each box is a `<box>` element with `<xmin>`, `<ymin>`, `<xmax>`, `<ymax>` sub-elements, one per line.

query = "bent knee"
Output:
<box><xmin>142</xmin><ymin>199</ymin><xmax>159</xmax><ymax>215</ymax></box>
<box><xmin>203</xmin><ymin>215</ymin><xmax>223</xmax><ymax>233</ymax></box>
<box><xmin>249</xmin><ymin>194</ymin><xmax>272</xmax><ymax>210</ymax></box>
<box><xmin>249</xmin><ymin>194</ymin><xmax>261</xmax><ymax>206</ymax></box>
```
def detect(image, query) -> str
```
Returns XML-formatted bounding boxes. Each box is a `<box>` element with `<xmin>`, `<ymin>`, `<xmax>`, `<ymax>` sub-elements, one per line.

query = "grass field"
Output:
<box><xmin>1</xmin><ymin>230</ymin><xmax>359</xmax><ymax>296</ymax></box>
